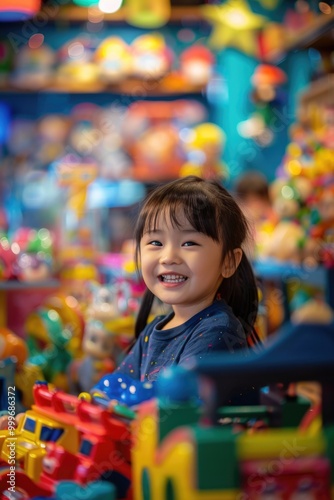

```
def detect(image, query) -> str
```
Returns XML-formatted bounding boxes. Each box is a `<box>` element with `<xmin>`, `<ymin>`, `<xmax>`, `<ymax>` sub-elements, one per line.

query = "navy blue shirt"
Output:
<box><xmin>116</xmin><ymin>301</ymin><xmax>248</xmax><ymax>382</ymax></box>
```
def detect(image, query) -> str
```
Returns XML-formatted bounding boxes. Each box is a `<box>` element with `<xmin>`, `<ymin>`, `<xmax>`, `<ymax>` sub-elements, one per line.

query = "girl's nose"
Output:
<box><xmin>159</xmin><ymin>245</ymin><xmax>180</xmax><ymax>265</ymax></box>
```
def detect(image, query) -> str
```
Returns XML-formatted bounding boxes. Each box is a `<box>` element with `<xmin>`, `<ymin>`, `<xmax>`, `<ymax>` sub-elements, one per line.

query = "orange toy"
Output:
<box><xmin>0</xmin><ymin>327</ymin><xmax>28</xmax><ymax>365</ymax></box>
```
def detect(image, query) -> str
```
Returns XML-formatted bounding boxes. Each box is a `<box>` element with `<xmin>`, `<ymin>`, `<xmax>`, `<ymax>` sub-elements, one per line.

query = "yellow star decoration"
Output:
<box><xmin>202</xmin><ymin>0</ymin><xmax>267</xmax><ymax>56</ymax></box>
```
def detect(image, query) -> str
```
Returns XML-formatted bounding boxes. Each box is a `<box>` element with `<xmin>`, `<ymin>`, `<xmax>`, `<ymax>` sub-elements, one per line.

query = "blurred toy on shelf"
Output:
<box><xmin>41</xmin><ymin>293</ymin><xmax>85</xmax><ymax>360</ymax></box>
<box><xmin>125</xmin><ymin>0</ymin><xmax>171</xmax><ymax>29</ymax></box>
<box><xmin>95</xmin><ymin>37</ymin><xmax>133</xmax><ymax>84</ymax></box>
<box><xmin>238</xmin><ymin>63</ymin><xmax>287</xmax><ymax>147</ymax></box>
<box><xmin>179</xmin><ymin>44</ymin><xmax>215</xmax><ymax>87</ymax></box>
<box><xmin>35</xmin><ymin>114</ymin><xmax>70</xmax><ymax>169</ymax></box>
<box><xmin>265</xmin><ymin>78</ymin><xmax>334</xmax><ymax>267</ymax></box>
<box><xmin>68</xmin><ymin>318</ymin><xmax>115</xmax><ymax>394</ymax></box>
<box><xmin>67</xmin><ymin>102</ymin><xmax>102</xmax><ymax>159</ymax></box>
<box><xmin>0</xmin><ymin>228</ymin><xmax>56</xmax><ymax>282</ymax></box>
<box><xmin>179</xmin><ymin>122</ymin><xmax>228</xmax><ymax>180</ymax></box>
<box><xmin>0</xmin><ymin>326</ymin><xmax>27</xmax><ymax>364</ymax></box>
<box><xmin>130</xmin><ymin>33</ymin><xmax>173</xmax><ymax>81</ymax></box>
<box><xmin>0</xmin><ymin>328</ymin><xmax>44</xmax><ymax>410</ymax></box>
<box><xmin>56</xmin><ymin>155</ymin><xmax>99</xmax><ymax>272</ymax></box>
<box><xmin>25</xmin><ymin>307</ymin><xmax>72</xmax><ymax>390</ymax></box>
<box><xmin>291</xmin><ymin>297</ymin><xmax>334</xmax><ymax>324</ymax></box>
<box><xmin>86</xmin><ymin>282</ymin><xmax>117</xmax><ymax>321</ymax></box>
<box><xmin>13</xmin><ymin>227</ymin><xmax>54</xmax><ymax>282</ymax></box>
<box><xmin>123</xmin><ymin>99</ymin><xmax>207</xmax><ymax>181</ymax></box>
<box><xmin>0</xmin><ymin>235</ymin><xmax>16</xmax><ymax>281</ymax></box>
<box><xmin>56</xmin><ymin>36</ymin><xmax>101</xmax><ymax>91</ymax></box>
<box><xmin>309</xmin><ymin>178</ymin><xmax>334</xmax><ymax>268</ymax></box>
<box><xmin>93</xmin><ymin>104</ymin><xmax>132</xmax><ymax>180</ymax></box>
<box><xmin>59</xmin><ymin>262</ymin><xmax>99</xmax><ymax>311</ymax></box>
<box><xmin>10</xmin><ymin>42</ymin><xmax>56</xmax><ymax>90</ymax></box>
<box><xmin>258</xmin><ymin>176</ymin><xmax>313</xmax><ymax>263</ymax></box>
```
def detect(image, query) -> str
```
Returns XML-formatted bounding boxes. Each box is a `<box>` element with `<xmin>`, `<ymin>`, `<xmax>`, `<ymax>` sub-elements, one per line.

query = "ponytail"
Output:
<box><xmin>134</xmin><ymin>288</ymin><xmax>155</xmax><ymax>339</ymax></box>
<box><xmin>218</xmin><ymin>253</ymin><xmax>261</xmax><ymax>348</ymax></box>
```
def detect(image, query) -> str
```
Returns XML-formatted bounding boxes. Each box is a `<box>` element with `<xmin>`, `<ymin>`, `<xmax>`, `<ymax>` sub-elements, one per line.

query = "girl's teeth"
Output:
<box><xmin>162</xmin><ymin>274</ymin><xmax>186</xmax><ymax>283</ymax></box>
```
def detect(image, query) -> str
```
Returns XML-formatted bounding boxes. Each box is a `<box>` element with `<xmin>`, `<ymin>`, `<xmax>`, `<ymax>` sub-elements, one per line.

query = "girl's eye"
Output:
<box><xmin>149</xmin><ymin>240</ymin><xmax>162</xmax><ymax>246</ymax></box>
<box><xmin>183</xmin><ymin>241</ymin><xmax>197</xmax><ymax>247</ymax></box>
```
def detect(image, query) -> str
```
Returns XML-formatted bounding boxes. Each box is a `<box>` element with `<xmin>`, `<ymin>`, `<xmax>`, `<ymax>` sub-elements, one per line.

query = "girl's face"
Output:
<box><xmin>140</xmin><ymin>208</ymin><xmax>228</xmax><ymax>323</ymax></box>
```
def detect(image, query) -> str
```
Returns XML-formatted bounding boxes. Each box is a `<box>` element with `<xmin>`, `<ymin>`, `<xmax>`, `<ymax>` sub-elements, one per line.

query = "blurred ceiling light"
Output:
<box><xmin>0</xmin><ymin>0</ymin><xmax>41</xmax><ymax>21</ymax></box>
<box><xmin>98</xmin><ymin>0</ymin><xmax>123</xmax><ymax>14</ymax></box>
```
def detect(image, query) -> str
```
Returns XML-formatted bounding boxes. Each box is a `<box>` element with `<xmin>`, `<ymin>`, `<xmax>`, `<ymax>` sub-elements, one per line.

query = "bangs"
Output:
<box><xmin>137</xmin><ymin>188</ymin><xmax>221</xmax><ymax>242</ymax></box>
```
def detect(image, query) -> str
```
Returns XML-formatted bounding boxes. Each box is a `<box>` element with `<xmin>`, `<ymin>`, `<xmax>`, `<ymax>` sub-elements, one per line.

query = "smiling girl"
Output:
<box><xmin>116</xmin><ymin>175</ymin><xmax>260</xmax><ymax>382</ymax></box>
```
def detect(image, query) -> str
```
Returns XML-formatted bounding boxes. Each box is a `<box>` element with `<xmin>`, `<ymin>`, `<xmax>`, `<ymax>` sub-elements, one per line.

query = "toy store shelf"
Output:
<box><xmin>0</xmin><ymin>77</ymin><xmax>205</xmax><ymax>96</ymax></box>
<box><xmin>0</xmin><ymin>280</ymin><xmax>60</xmax><ymax>290</ymax></box>
<box><xmin>56</xmin><ymin>5</ymin><xmax>205</xmax><ymax>23</ymax></box>
<box><xmin>299</xmin><ymin>74</ymin><xmax>334</xmax><ymax>105</ymax></box>
<box><xmin>264</xmin><ymin>10</ymin><xmax>334</xmax><ymax>63</ymax></box>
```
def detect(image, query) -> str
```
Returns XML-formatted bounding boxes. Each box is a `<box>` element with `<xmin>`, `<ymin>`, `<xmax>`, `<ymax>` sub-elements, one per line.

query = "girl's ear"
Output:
<box><xmin>221</xmin><ymin>248</ymin><xmax>243</xmax><ymax>278</ymax></box>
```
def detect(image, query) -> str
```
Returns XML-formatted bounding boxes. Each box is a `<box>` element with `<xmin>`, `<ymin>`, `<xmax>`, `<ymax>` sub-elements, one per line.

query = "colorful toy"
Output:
<box><xmin>1</xmin><ymin>321</ymin><xmax>334</xmax><ymax>499</ymax></box>
<box><xmin>10</xmin><ymin>43</ymin><xmax>56</xmax><ymax>90</ymax></box>
<box><xmin>131</xmin><ymin>322</ymin><xmax>334</xmax><ymax>499</ymax></box>
<box><xmin>25</xmin><ymin>307</ymin><xmax>72</xmax><ymax>389</ymax></box>
<box><xmin>56</xmin><ymin>36</ymin><xmax>101</xmax><ymax>91</ymax></box>
<box><xmin>238</xmin><ymin>64</ymin><xmax>287</xmax><ymax>147</ymax></box>
<box><xmin>56</xmin><ymin>153</ymin><xmax>99</xmax><ymax>290</ymax></box>
<box><xmin>130</xmin><ymin>33</ymin><xmax>173</xmax><ymax>81</ymax></box>
<box><xmin>42</xmin><ymin>293</ymin><xmax>85</xmax><ymax>360</ymax></box>
<box><xmin>179</xmin><ymin>45</ymin><xmax>215</xmax><ymax>87</ymax></box>
<box><xmin>91</xmin><ymin>372</ymin><xmax>155</xmax><ymax>408</ymax></box>
<box><xmin>68</xmin><ymin>318</ymin><xmax>115</xmax><ymax>394</ymax></box>
<box><xmin>0</xmin><ymin>328</ymin><xmax>44</xmax><ymax>410</ymax></box>
<box><xmin>309</xmin><ymin>180</ymin><xmax>334</xmax><ymax>268</ymax></box>
<box><xmin>0</xmin><ymin>382</ymin><xmax>132</xmax><ymax>499</ymax></box>
<box><xmin>0</xmin><ymin>326</ymin><xmax>28</xmax><ymax>365</ymax></box>
<box><xmin>124</xmin><ymin>100</ymin><xmax>206</xmax><ymax>181</ymax></box>
<box><xmin>95</xmin><ymin>37</ymin><xmax>133</xmax><ymax>84</ymax></box>
<box><xmin>180</xmin><ymin>122</ymin><xmax>228</xmax><ymax>180</ymax></box>
<box><xmin>125</xmin><ymin>0</ymin><xmax>171</xmax><ymax>29</ymax></box>
<box><xmin>12</xmin><ymin>227</ymin><xmax>54</xmax><ymax>282</ymax></box>
<box><xmin>0</xmin><ymin>235</ymin><xmax>16</xmax><ymax>281</ymax></box>
<box><xmin>259</xmin><ymin>177</ymin><xmax>311</xmax><ymax>263</ymax></box>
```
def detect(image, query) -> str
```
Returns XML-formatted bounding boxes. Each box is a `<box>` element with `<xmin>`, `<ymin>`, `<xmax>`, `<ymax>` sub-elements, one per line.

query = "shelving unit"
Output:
<box><xmin>299</xmin><ymin>73</ymin><xmax>334</xmax><ymax>105</ymax></box>
<box><xmin>55</xmin><ymin>4</ymin><xmax>205</xmax><ymax>23</ymax></box>
<box><xmin>264</xmin><ymin>10</ymin><xmax>334</xmax><ymax>63</ymax></box>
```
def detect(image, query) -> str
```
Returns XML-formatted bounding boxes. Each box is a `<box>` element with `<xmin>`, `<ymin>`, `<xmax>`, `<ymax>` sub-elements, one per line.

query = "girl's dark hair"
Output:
<box><xmin>134</xmin><ymin>175</ymin><xmax>260</xmax><ymax>347</ymax></box>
